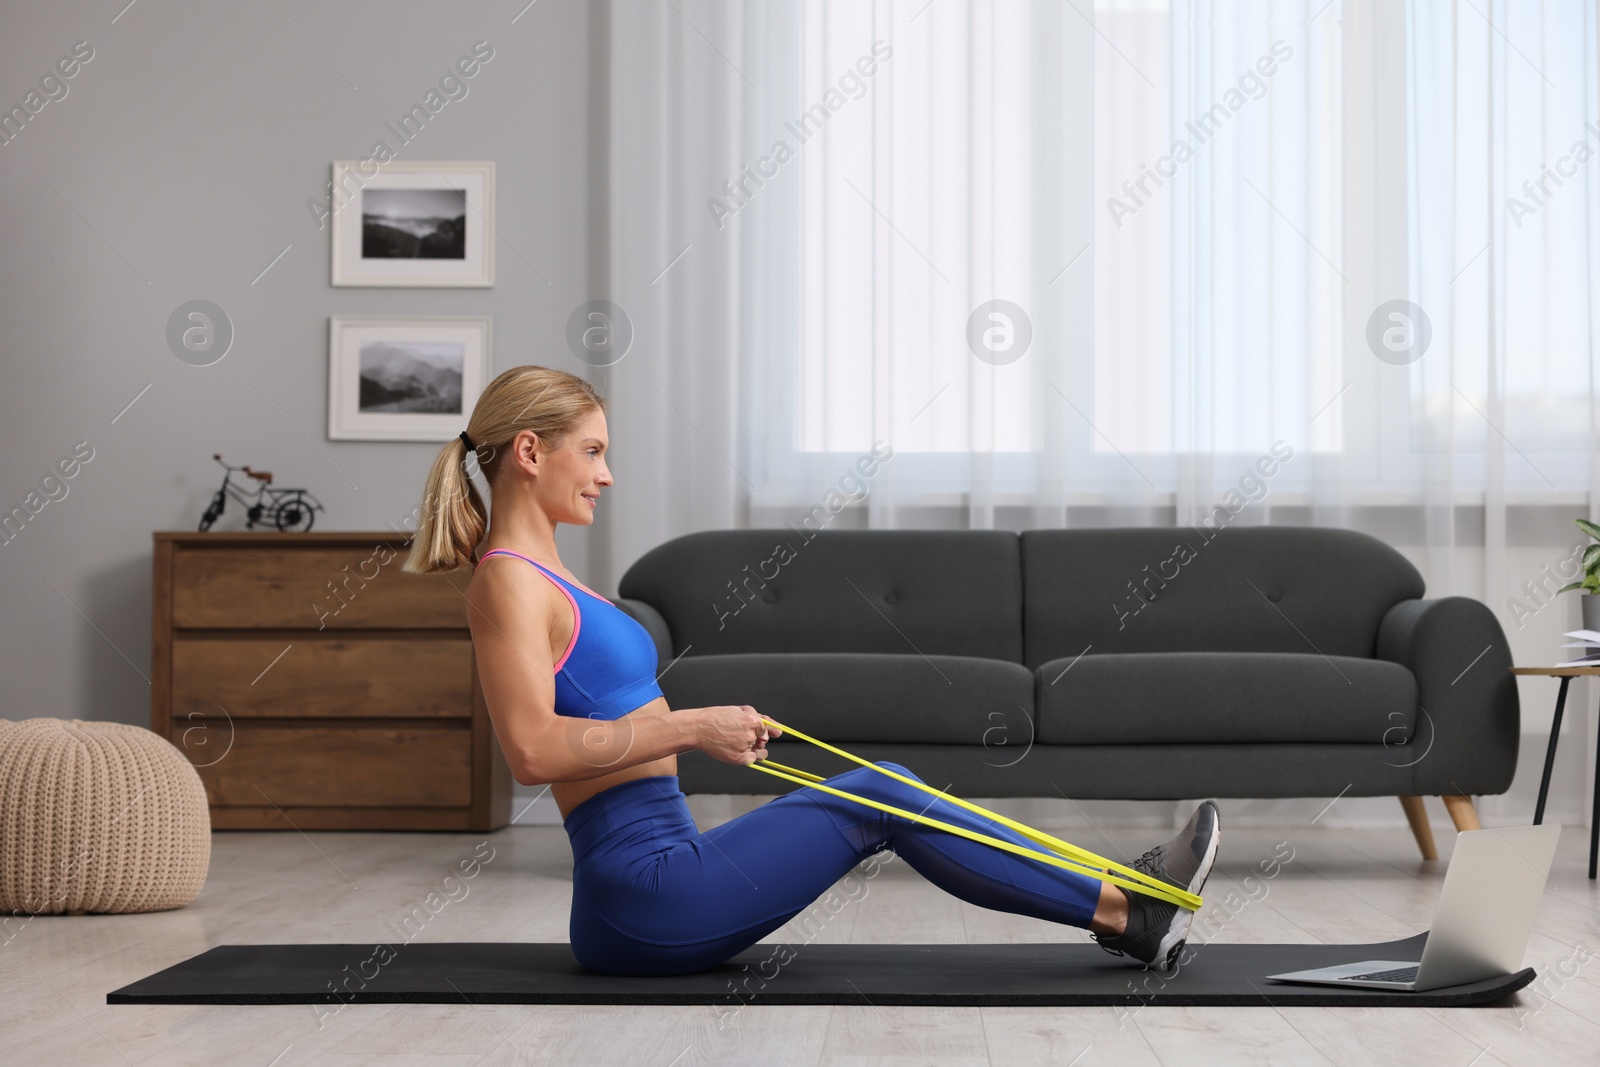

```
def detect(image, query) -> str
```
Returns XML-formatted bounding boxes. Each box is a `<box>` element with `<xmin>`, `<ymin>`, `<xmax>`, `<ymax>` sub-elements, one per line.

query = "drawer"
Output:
<box><xmin>171</xmin><ymin>544</ymin><xmax>468</xmax><ymax>629</ymax></box>
<box><xmin>184</xmin><ymin>722</ymin><xmax>473</xmax><ymax>807</ymax></box>
<box><xmin>171</xmin><ymin>637</ymin><xmax>474</xmax><ymax>719</ymax></box>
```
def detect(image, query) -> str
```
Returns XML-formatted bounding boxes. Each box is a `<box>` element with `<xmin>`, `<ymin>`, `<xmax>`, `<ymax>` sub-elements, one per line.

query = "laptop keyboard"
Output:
<box><xmin>1343</xmin><ymin>965</ymin><xmax>1419</xmax><ymax>983</ymax></box>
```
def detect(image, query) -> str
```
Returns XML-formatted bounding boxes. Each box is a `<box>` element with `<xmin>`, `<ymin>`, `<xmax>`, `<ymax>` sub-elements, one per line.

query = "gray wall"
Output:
<box><xmin>0</xmin><ymin>1</ymin><xmax>605</xmax><ymax>728</ymax></box>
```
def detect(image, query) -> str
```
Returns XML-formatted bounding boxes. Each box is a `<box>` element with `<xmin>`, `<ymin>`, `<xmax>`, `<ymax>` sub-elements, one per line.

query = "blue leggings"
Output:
<box><xmin>562</xmin><ymin>763</ymin><xmax>1106</xmax><ymax>976</ymax></box>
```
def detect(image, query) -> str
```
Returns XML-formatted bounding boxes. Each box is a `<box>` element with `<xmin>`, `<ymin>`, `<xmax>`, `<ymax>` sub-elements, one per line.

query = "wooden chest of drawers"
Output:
<box><xmin>151</xmin><ymin>531</ymin><xmax>511</xmax><ymax>831</ymax></box>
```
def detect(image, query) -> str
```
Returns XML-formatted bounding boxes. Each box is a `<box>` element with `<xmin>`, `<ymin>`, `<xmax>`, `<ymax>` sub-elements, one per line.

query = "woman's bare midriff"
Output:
<box><xmin>549</xmin><ymin>694</ymin><xmax>680</xmax><ymax>820</ymax></box>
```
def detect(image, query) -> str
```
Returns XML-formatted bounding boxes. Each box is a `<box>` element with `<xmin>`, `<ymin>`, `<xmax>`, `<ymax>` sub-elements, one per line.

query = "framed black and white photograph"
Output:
<box><xmin>330</xmin><ymin>161</ymin><xmax>494</xmax><ymax>286</ymax></box>
<box><xmin>327</xmin><ymin>315</ymin><xmax>493</xmax><ymax>440</ymax></box>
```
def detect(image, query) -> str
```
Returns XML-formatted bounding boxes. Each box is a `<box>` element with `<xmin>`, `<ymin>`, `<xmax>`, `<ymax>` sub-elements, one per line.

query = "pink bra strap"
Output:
<box><xmin>476</xmin><ymin>549</ymin><xmax>581</xmax><ymax>671</ymax></box>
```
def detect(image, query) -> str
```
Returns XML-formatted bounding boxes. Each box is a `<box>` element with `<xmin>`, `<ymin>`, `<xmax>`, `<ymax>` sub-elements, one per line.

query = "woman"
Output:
<box><xmin>403</xmin><ymin>365</ymin><xmax>1220</xmax><ymax>976</ymax></box>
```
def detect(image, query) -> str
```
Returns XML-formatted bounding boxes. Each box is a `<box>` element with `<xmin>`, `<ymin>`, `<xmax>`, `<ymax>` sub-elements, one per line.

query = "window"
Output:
<box><xmin>760</xmin><ymin>0</ymin><xmax>1600</xmax><ymax>501</ymax></box>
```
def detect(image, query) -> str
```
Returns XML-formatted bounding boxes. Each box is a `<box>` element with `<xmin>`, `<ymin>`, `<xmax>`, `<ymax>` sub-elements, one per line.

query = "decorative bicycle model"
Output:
<box><xmin>198</xmin><ymin>453</ymin><xmax>325</xmax><ymax>532</ymax></box>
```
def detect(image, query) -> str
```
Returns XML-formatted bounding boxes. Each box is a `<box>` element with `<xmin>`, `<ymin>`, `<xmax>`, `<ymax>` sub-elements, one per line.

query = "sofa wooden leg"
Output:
<box><xmin>1399</xmin><ymin>796</ymin><xmax>1437</xmax><ymax>861</ymax></box>
<box><xmin>1443</xmin><ymin>794</ymin><xmax>1481</xmax><ymax>833</ymax></box>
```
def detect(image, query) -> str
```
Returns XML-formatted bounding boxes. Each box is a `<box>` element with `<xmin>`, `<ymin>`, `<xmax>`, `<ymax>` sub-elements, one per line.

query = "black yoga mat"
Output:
<box><xmin>106</xmin><ymin>932</ymin><xmax>1531</xmax><ymax>1008</ymax></box>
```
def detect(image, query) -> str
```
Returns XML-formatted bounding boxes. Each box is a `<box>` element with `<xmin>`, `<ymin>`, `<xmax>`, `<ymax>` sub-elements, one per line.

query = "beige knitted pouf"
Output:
<box><xmin>0</xmin><ymin>718</ymin><xmax>210</xmax><ymax>916</ymax></box>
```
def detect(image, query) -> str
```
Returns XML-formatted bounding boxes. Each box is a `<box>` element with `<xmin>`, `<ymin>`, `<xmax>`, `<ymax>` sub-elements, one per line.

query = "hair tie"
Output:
<box><xmin>459</xmin><ymin>430</ymin><xmax>476</xmax><ymax>452</ymax></box>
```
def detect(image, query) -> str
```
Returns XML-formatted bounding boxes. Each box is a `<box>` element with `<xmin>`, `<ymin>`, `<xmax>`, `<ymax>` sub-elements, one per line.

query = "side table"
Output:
<box><xmin>1511</xmin><ymin>666</ymin><xmax>1600</xmax><ymax>879</ymax></box>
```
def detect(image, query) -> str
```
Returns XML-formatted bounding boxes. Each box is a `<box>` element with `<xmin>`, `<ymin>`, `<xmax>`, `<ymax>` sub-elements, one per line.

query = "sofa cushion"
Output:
<box><xmin>655</xmin><ymin>652</ymin><xmax>1034</xmax><ymax>744</ymax></box>
<box><xmin>1020</xmin><ymin>528</ymin><xmax>1426</xmax><ymax>668</ymax></box>
<box><xmin>620</xmin><ymin>529</ymin><xmax>1024</xmax><ymax>661</ymax></box>
<box><xmin>1034</xmin><ymin>651</ymin><xmax>1418</xmax><ymax>745</ymax></box>
<box><xmin>676</xmin><ymin>742</ymin><xmax>1427</xmax><ymax>799</ymax></box>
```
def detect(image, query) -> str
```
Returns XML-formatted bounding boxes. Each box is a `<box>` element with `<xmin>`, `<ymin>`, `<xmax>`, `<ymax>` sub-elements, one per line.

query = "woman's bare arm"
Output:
<box><xmin>467</xmin><ymin>560</ymin><xmax>776</xmax><ymax>785</ymax></box>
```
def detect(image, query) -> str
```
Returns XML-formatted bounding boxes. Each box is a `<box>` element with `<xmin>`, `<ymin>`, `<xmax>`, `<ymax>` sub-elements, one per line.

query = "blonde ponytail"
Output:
<box><xmin>402</xmin><ymin>365</ymin><xmax>607</xmax><ymax>574</ymax></box>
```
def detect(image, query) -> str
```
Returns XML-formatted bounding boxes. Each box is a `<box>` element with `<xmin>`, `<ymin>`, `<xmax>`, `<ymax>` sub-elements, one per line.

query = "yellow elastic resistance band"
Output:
<box><xmin>746</xmin><ymin>716</ymin><xmax>1204</xmax><ymax>912</ymax></box>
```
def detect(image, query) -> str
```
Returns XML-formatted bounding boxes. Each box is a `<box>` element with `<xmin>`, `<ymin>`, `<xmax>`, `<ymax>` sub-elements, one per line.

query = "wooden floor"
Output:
<box><xmin>6</xmin><ymin>815</ymin><xmax>1600</xmax><ymax>1067</ymax></box>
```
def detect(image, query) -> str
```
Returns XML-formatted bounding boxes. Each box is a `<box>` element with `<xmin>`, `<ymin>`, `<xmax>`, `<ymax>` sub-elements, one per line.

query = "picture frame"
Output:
<box><xmin>329</xmin><ymin>160</ymin><xmax>495</xmax><ymax>287</ymax></box>
<box><xmin>327</xmin><ymin>315</ymin><xmax>493</xmax><ymax>441</ymax></box>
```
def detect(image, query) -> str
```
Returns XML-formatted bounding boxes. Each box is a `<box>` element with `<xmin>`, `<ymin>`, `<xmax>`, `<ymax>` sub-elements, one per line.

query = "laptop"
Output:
<box><xmin>1265</xmin><ymin>823</ymin><xmax>1561</xmax><ymax>991</ymax></box>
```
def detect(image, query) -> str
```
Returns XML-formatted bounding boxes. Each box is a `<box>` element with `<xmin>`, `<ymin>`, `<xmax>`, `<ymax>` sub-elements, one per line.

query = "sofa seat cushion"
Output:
<box><xmin>1034</xmin><ymin>652</ymin><xmax>1417</xmax><ymax>745</ymax></box>
<box><xmin>656</xmin><ymin>653</ymin><xmax>1035</xmax><ymax>744</ymax></box>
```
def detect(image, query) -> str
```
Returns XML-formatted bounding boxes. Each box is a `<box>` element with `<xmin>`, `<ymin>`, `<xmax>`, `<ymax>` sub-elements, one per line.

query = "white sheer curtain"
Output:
<box><xmin>597</xmin><ymin>0</ymin><xmax>1600</xmax><ymax>605</ymax></box>
<box><xmin>718</xmin><ymin>0</ymin><xmax>1600</xmax><ymax>592</ymax></box>
<box><xmin>593</xmin><ymin>0</ymin><xmax>751</xmax><ymax>585</ymax></box>
<box><xmin>600</xmin><ymin>0</ymin><xmax>1600</xmax><ymax>820</ymax></box>
<box><xmin>745</xmin><ymin>0</ymin><xmax>1355</xmax><ymax>525</ymax></box>
<box><xmin>742</xmin><ymin>0</ymin><xmax>1354</xmax><ymax>529</ymax></box>
<box><xmin>748</xmin><ymin>0</ymin><xmax>1084</xmax><ymax>527</ymax></box>
<box><xmin>1403</xmin><ymin>0</ymin><xmax>1600</xmax><ymax>590</ymax></box>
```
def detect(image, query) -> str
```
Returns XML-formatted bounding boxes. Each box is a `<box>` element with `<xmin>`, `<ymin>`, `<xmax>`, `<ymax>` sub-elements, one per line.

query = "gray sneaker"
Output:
<box><xmin>1091</xmin><ymin>800</ymin><xmax>1220</xmax><ymax>969</ymax></box>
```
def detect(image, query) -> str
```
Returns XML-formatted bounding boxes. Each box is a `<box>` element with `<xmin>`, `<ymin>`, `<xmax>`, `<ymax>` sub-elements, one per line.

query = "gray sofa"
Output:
<box><xmin>613</xmin><ymin>527</ymin><xmax>1519</xmax><ymax>857</ymax></box>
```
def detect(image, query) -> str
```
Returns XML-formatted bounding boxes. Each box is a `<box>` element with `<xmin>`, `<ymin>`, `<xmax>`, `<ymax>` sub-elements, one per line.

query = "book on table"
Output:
<box><xmin>1556</xmin><ymin>629</ymin><xmax>1600</xmax><ymax>668</ymax></box>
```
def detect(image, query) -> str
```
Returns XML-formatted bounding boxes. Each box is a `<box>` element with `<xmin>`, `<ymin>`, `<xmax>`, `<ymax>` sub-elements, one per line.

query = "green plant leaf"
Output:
<box><xmin>1558</xmin><ymin>581</ymin><xmax>1586</xmax><ymax>594</ymax></box>
<box><xmin>1584</xmin><ymin>544</ymin><xmax>1600</xmax><ymax>572</ymax></box>
<box><xmin>1576</xmin><ymin>518</ymin><xmax>1600</xmax><ymax>543</ymax></box>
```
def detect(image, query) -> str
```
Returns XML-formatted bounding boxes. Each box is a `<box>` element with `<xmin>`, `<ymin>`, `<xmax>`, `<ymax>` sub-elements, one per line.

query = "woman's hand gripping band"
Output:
<box><xmin>695</xmin><ymin>704</ymin><xmax>783</xmax><ymax>765</ymax></box>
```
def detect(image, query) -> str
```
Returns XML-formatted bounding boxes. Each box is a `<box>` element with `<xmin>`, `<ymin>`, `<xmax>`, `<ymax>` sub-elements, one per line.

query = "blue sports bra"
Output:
<box><xmin>475</xmin><ymin>548</ymin><xmax>665</xmax><ymax>720</ymax></box>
